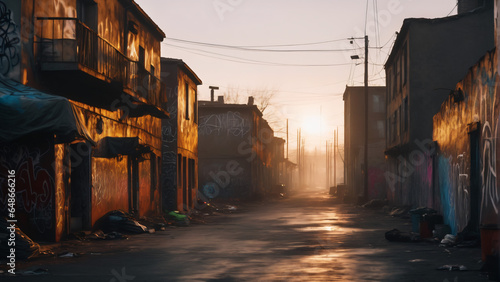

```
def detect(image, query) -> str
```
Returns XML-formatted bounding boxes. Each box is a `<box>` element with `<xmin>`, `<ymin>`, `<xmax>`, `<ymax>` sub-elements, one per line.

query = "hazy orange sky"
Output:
<box><xmin>136</xmin><ymin>0</ymin><xmax>456</xmax><ymax>158</ymax></box>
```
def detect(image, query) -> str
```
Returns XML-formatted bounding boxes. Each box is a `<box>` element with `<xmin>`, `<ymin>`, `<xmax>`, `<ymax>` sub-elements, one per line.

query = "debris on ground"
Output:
<box><xmin>0</xmin><ymin>217</ymin><xmax>40</xmax><ymax>260</ymax></box>
<box><xmin>19</xmin><ymin>268</ymin><xmax>49</xmax><ymax>275</ymax></box>
<box><xmin>225</xmin><ymin>205</ymin><xmax>237</xmax><ymax>212</ymax></box>
<box><xmin>362</xmin><ymin>199</ymin><xmax>388</xmax><ymax>209</ymax></box>
<box><xmin>137</xmin><ymin>216</ymin><xmax>169</xmax><ymax>232</ymax></box>
<box><xmin>440</xmin><ymin>234</ymin><xmax>456</xmax><ymax>247</ymax></box>
<box><xmin>58</xmin><ymin>252</ymin><xmax>79</xmax><ymax>258</ymax></box>
<box><xmin>433</xmin><ymin>224</ymin><xmax>451</xmax><ymax>240</ymax></box>
<box><xmin>437</xmin><ymin>265</ymin><xmax>467</xmax><ymax>271</ymax></box>
<box><xmin>93</xmin><ymin>210</ymin><xmax>148</xmax><ymax>234</ymax></box>
<box><xmin>87</xmin><ymin>230</ymin><xmax>128</xmax><ymax>240</ymax></box>
<box><xmin>388</xmin><ymin>206</ymin><xmax>412</xmax><ymax>218</ymax></box>
<box><xmin>385</xmin><ymin>229</ymin><xmax>421</xmax><ymax>242</ymax></box>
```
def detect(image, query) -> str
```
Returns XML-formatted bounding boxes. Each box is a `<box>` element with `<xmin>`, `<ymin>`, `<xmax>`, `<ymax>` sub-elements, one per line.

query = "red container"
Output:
<box><xmin>480</xmin><ymin>225</ymin><xmax>500</xmax><ymax>261</ymax></box>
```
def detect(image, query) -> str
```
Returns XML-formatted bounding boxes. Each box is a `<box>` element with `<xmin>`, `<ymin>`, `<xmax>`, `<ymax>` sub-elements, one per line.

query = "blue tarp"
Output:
<box><xmin>0</xmin><ymin>78</ymin><xmax>94</xmax><ymax>144</ymax></box>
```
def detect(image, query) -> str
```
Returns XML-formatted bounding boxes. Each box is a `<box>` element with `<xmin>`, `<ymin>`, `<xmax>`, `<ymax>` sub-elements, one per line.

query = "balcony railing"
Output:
<box><xmin>35</xmin><ymin>17</ymin><xmax>163</xmax><ymax>106</ymax></box>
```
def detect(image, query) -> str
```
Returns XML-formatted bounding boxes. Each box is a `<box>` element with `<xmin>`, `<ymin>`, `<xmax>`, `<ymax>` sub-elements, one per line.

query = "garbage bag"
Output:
<box><xmin>93</xmin><ymin>210</ymin><xmax>147</xmax><ymax>234</ymax></box>
<box><xmin>0</xmin><ymin>217</ymin><xmax>40</xmax><ymax>260</ymax></box>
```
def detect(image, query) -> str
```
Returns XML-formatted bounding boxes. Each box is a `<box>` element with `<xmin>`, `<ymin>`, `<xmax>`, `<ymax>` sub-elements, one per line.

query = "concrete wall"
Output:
<box><xmin>434</xmin><ymin>50</ymin><xmax>499</xmax><ymax>234</ymax></box>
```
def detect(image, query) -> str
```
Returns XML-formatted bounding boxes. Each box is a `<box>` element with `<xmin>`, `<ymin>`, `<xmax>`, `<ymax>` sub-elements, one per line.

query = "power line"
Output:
<box><xmin>166</xmin><ymin>43</ymin><xmax>354</xmax><ymax>67</ymax></box>
<box><xmin>167</xmin><ymin>37</ymin><xmax>352</xmax><ymax>48</ymax></box>
<box><xmin>163</xmin><ymin>39</ymin><xmax>358</xmax><ymax>53</ymax></box>
<box><xmin>447</xmin><ymin>1</ymin><xmax>458</xmax><ymax>16</ymax></box>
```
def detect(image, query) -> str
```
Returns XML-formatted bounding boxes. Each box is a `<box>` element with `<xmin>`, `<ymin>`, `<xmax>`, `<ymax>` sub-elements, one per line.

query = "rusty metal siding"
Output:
<box><xmin>91</xmin><ymin>157</ymin><xmax>128</xmax><ymax>226</ymax></box>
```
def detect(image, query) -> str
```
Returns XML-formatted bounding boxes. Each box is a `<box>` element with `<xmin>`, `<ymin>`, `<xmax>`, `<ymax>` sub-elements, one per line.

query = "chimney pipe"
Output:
<box><xmin>209</xmin><ymin>86</ymin><xmax>219</xmax><ymax>102</ymax></box>
<box><xmin>248</xmin><ymin>96</ymin><xmax>254</xmax><ymax>105</ymax></box>
<box><xmin>217</xmin><ymin>95</ymin><xmax>224</xmax><ymax>104</ymax></box>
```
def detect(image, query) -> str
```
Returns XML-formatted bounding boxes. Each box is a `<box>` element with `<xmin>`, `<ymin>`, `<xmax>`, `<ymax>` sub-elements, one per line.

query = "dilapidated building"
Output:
<box><xmin>0</xmin><ymin>0</ymin><xmax>167</xmax><ymax>241</ymax></box>
<box><xmin>343</xmin><ymin>86</ymin><xmax>387</xmax><ymax>202</ymax></box>
<box><xmin>384</xmin><ymin>1</ymin><xmax>494</xmax><ymax>209</ymax></box>
<box><xmin>160</xmin><ymin>58</ymin><xmax>202</xmax><ymax>212</ymax></box>
<box><xmin>198</xmin><ymin>97</ymin><xmax>276</xmax><ymax>200</ymax></box>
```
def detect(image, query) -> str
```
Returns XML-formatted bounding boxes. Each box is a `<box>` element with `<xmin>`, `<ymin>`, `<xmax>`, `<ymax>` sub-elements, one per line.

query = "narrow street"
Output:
<box><xmin>6</xmin><ymin>190</ymin><xmax>486</xmax><ymax>282</ymax></box>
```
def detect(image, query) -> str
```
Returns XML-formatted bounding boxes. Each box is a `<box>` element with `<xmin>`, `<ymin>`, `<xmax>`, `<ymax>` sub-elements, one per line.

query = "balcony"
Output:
<box><xmin>35</xmin><ymin>17</ymin><xmax>163</xmax><ymax>107</ymax></box>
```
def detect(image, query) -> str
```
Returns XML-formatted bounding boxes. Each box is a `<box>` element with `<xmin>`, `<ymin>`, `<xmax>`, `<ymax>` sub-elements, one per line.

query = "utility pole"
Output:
<box><xmin>363</xmin><ymin>35</ymin><xmax>369</xmax><ymax>203</ymax></box>
<box><xmin>286</xmin><ymin>119</ymin><xmax>289</xmax><ymax>159</ymax></box>
<box><xmin>297</xmin><ymin>128</ymin><xmax>301</xmax><ymax>188</ymax></box>
<box><xmin>326</xmin><ymin>140</ymin><xmax>329</xmax><ymax>189</ymax></box>
<box><xmin>334</xmin><ymin>129</ymin><xmax>337</xmax><ymax>188</ymax></box>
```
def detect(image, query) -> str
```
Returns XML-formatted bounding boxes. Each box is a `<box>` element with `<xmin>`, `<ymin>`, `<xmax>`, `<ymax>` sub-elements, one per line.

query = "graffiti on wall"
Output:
<box><xmin>479</xmin><ymin>67</ymin><xmax>499</xmax><ymax>217</ymax></box>
<box><xmin>434</xmin><ymin>50</ymin><xmax>500</xmax><ymax>230</ymax></box>
<box><xmin>0</xmin><ymin>1</ymin><xmax>20</xmax><ymax>78</ymax></box>
<box><xmin>199</xmin><ymin>111</ymin><xmax>251</xmax><ymax>137</ymax></box>
<box><xmin>0</xmin><ymin>141</ymin><xmax>55</xmax><ymax>238</ymax></box>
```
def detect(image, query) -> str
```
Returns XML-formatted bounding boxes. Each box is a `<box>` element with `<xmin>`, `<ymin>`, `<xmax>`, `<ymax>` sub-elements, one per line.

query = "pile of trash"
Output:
<box><xmin>384</xmin><ymin>229</ymin><xmax>421</xmax><ymax>242</ymax></box>
<box><xmin>93</xmin><ymin>210</ymin><xmax>148</xmax><ymax>234</ymax></box>
<box><xmin>0</xmin><ymin>217</ymin><xmax>40</xmax><ymax>260</ymax></box>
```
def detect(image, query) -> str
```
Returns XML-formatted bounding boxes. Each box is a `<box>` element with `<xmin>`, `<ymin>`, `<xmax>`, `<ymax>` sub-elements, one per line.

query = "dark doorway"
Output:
<box><xmin>183</xmin><ymin>157</ymin><xmax>188</xmax><ymax>211</ymax></box>
<box><xmin>129</xmin><ymin>157</ymin><xmax>139</xmax><ymax>213</ymax></box>
<box><xmin>70</xmin><ymin>142</ymin><xmax>92</xmax><ymax>231</ymax></box>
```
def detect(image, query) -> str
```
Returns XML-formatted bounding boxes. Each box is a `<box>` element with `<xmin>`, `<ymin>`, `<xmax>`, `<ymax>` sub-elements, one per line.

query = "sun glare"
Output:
<box><xmin>301</xmin><ymin>115</ymin><xmax>323</xmax><ymax>135</ymax></box>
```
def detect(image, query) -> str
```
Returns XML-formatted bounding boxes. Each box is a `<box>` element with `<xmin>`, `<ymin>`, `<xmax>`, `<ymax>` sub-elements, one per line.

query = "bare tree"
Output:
<box><xmin>251</xmin><ymin>87</ymin><xmax>277</xmax><ymax>114</ymax></box>
<box><xmin>222</xmin><ymin>85</ymin><xmax>284</xmax><ymax>135</ymax></box>
<box><xmin>222</xmin><ymin>85</ymin><xmax>242</xmax><ymax>104</ymax></box>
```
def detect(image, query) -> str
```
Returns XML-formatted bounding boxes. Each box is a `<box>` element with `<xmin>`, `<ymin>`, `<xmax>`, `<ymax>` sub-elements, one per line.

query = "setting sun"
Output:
<box><xmin>301</xmin><ymin>115</ymin><xmax>324</xmax><ymax>135</ymax></box>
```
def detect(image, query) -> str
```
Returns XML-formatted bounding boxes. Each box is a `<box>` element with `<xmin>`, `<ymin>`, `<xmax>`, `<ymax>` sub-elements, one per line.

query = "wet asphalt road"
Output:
<box><xmin>3</xmin><ymin>189</ymin><xmax>488</xmax><ymax>281</ymax></box>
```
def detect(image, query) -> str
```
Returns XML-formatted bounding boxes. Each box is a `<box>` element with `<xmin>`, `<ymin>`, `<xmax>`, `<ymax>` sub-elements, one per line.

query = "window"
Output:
<box><xmin>396</xmin><ymin>108</ymin><xmax>401</xmax><ymax>138</ymax></box>
<box><xmin>77</xmin><ymin>0</ymin><xmax>97</xmax><ymax>31</ymax></box>
<box><xmin>377</xmin><ymin>120</ymin><xmax>385</xmax><ymax>139</ymax></box>
<box><xmin>387</xmin><ymin>70</ymin><xmax>392</xmax><ymax>101</ymax></box>
<box><xmin>185</xmin><ymin>82</ymin><xmax>189</xmax><ymax>120</ymax></box>
<box><xmin>177</xmin><ymin>154</ymin><xmax>182</xmax><ymax>187</ymax></box>
<box><xmin>188</xmin><ymin>159</ymin><xmax>195</xmax><ymax>189</ymax></box>
<box><xmin>403</xmin><ymin>97</ymin><xmax>409</xmax><ymax>132</ymax></box>
<box><xmin>391</xmin><ymin>113</ymin><xmax>396</xmax><ymax>142</ymax></box>
<box><xmin>372</xmin><ymin>94</ymin><xmax>384</xmax><ymax>113</ymax></box>
<box><xmin>194</xmin><ymin>90</ymin><xmax>198</xmax><ymax>124</ymax></box>
<box><xmin>392</xmin><ymin>61</ymin><xmax>398</xmax><ymax>97</ymax></box>
<box><xmin>403</xmin><ymin>43</ymin><xmax>408</xmax><ymax>86</ymax></box>
<box><xmin>139</xmin><ymin>46</ymin><xmax>145</xmax><ymax>70</ymax></box>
